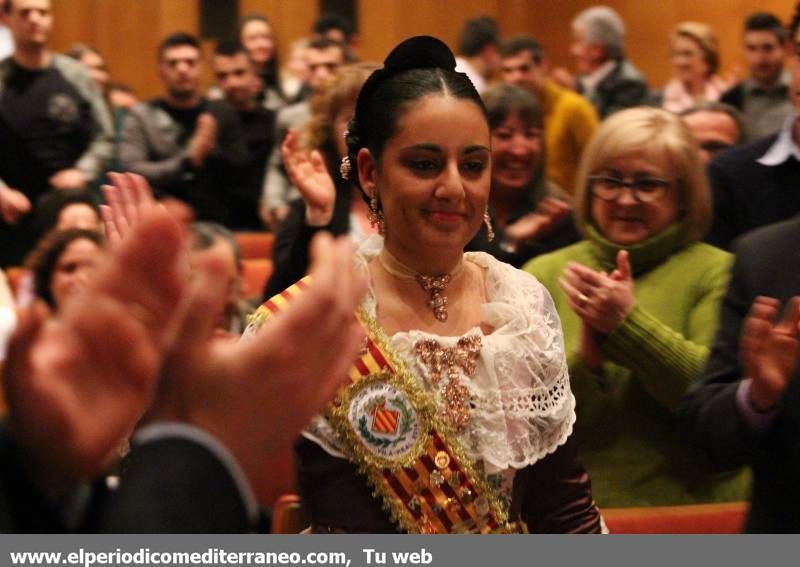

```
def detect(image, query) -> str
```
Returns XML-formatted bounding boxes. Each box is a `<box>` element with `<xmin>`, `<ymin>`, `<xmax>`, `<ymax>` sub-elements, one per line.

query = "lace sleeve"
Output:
<box><xmin>442</xmin><ymin>254</ymin><xmax>577</xmax><ymax>472</ymax></box>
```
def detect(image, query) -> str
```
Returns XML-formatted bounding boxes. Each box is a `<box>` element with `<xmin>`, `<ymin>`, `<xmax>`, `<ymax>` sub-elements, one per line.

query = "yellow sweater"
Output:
<box><xmin>539</xmin><ymin>79</ymin><xmax>599</xmax><ymax>195</ymax></box>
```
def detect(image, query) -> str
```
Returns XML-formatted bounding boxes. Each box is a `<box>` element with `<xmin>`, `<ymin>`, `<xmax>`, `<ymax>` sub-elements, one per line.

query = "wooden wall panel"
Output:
<box><xmin>359</xmin><ymin>0</ymin><xmax>797</xmax><ymax>89</ymax></box>
<box><xmin>358</xmin><ymin>0</ymin><xmax>499</xmax><ymax>63</ymax></box>
<box><xmin>495</xmin><ymin>0</ymin><xmax>797</xmax><ymax>89</ymax></box>
<box><xmin>49</xmin><ymin>0</ymin><xmax>199</xmax><ymax>99</ymax></box>
<box><xmin>239</xmin><ymin>0</ymin><xmax>317</xmax><ymax>61</ymax></box>
<box><xmin>36</xmin><ymin>0</ymin><xmax>800</xmax><ymax>99</ymax></box>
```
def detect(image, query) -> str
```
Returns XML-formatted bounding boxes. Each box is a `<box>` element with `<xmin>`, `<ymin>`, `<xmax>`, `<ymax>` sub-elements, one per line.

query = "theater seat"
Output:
<box><xmin>268</xmin><ymin>497</ymin><xmax>749</xmax><ymax>534</ymax></box>
<box><xmin>269</xmin><ymin>497</ymin><xmax>748</xmax><ymax>534</ymax></box>
<box><xmin>235</xmin><ymin>232</ymin><xmax>274</xmax><ymax>260</ymax></box>
<box><xmin>241</xmin><ymin>259</ymin><xmax>273</xmax><ymax>300</ymax></box>
<box><xmin>602</xmin><ymin>502</ymin><xmax>748</xmax><ymax>534</ymax></box>
<box><xmin>271</xmin><ymin>494</ymin><xmax>307</xmax><ymax>534</ymax></box>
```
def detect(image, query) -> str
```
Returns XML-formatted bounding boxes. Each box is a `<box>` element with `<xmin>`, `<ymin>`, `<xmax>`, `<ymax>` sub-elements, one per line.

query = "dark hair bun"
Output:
<box><xmin>383</xmin><ymin>35</ymin><xmax>456</xmax><ymax>74</ymax></box>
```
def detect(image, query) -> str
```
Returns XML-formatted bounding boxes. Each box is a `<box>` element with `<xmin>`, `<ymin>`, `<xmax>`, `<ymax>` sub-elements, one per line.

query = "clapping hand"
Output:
<box><xmin>560</xmin><ymin>250</ymin><xmax>636</xmax><ymax>334</ymax></box>
<box><xmin>0</xmin><ymin>187</ymin><xmax>32</xmax><ymax>225</ymax></box>
<box><xmin>7</xmin><ymin>166</ymin><xmax>368</xmax><ymax>506</ymax></box>
<box><xmin>189</xmin><ymin>113</ymin><xmax>217</xmax><ymax>168</ymax></box>
<box><xmin>151</xmin><ymin>231</ymin><xmax>366</xmax><ymax>503</ymax></box>
<box><xmin>100</xmin><ymin>172</ymin><xmax>163</xmax><ymax>248</ymax></box>
<box><xmin>49</xmin><ymin>168</ymin><xmax>88</xmax><ymax>191</ymax></box>
<box><xmin>3</xmin><ymin>209</ymin><xmax>186</xmax><ymax>496</ymax></box>
<box><xmin>741</xmin><ymin>296</ymin><xmax>800</xmax><ymax>411</ymax></box>
<box><xmin>504</xmin><ymin>197</ymin><xmax>572</xmax><ymax>243</ymax></box>
<box><xmin>282</xmin><ymin>130</ymin><xmax>336</xmax><ymax>226</ymax></box>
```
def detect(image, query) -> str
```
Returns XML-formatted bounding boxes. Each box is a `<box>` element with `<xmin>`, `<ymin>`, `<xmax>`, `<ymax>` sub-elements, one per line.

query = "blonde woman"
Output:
<box><xmin>524</xmin><ymin>107</ymin><xmax>749</xmax><ymax>507</ymax></box>
<box><xmin>662</xmin><ymin>22</ymin><xmax>730</xmax><ymax>113</ymax></box>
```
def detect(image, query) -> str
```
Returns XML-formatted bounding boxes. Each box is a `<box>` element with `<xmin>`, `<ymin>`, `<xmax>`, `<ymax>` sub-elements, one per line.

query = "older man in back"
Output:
<box><xmin>562</xmin><ymin>5</ymin><xmax>650</xmax><ymax>119</ymax></box>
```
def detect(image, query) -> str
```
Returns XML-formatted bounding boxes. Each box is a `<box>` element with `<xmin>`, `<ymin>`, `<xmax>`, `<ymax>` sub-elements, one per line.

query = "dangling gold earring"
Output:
<box><xmin>339</xmin><ymin>155</ymin><xmax>351</xmax><ymax>180</ymax></box>
<box><xmin>368</xmin><ymin>194</ymin><xmax>386</xmax><ymax>234</ymax></box>
<box><xmin>483</xmin><ymin>208</ymin><xmax>494</xmax><ymax>242</ymax></box>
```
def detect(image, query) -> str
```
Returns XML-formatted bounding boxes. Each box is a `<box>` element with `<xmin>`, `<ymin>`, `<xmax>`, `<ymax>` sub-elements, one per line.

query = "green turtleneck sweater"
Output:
<box><xmin>523</xmin><ymin>225</ymin><xmax>750</xmax><ymax>508</ymax></box>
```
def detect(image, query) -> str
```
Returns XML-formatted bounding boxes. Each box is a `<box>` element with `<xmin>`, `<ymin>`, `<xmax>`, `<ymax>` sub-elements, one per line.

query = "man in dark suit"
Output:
<box><xmin>679</xmin><ymin>215</ymin><xmax>800</xmax><ymax>532</ymax></box>
<box><xmin>1</xmin><ymin>178</ymin><xmax>366</xmax><ymax>532</ymax></box>
<box><xmin>705</xmin><ymin>7</ymin><xmax>800</xmax><ymax>251</ymax></box>
<box><xmin>568</xmin><ymin>5</ymin><xmax>649</xmax><ymax>119</ymax></box>
<box><xmin>704</xmin><ymin>134</ymin><xmax>800</xmax><ymax>250</ymax></box>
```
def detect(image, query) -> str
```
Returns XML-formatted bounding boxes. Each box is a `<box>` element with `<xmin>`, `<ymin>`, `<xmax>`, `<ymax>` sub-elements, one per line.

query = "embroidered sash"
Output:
<box><xmin>249</xmin><ymin>277</ymin><xmax>518</xmax><ymax>534</ymax></box>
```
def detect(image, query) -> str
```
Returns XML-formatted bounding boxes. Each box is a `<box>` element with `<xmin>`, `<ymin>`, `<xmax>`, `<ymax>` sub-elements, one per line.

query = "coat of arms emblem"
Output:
<box><xmin>346</xmin><ymin>378</ymin><xmax>423</xmax><ymax>464</ymax></box>
<box><xmin>371</xmin><ymin>401</ymin><xmax>400</xmax><ymax>435</ymax></box>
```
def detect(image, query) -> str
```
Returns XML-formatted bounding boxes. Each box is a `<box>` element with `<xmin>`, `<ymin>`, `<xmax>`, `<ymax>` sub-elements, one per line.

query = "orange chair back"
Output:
<box><xmin>603</xmin><ymin>502</ymin><xmax>748</xmax><ymax>534</ymax></box>
<box><xmin>235</xmin><ymin>232</ymin><xmax>274</xmax><ymax>260</ymax></box>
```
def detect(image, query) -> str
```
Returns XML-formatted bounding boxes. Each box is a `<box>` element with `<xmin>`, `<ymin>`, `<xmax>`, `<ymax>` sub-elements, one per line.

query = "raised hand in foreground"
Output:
<box><xmin>741</xmin><ymin>296</ymin><xmax>800</xmax><ymax>411</ymax></box>
<box><xmin>151</xmin><ymin>231</ymin><xmax>366</xmax><ymax>503</ymax></box>
<box><xmin>3</xmin><ymin>209</ymin><xmax>186</xmax><ymax>498</ymax></box>
<box><xmin>281</xmin><ymin>129</ymin><xmax>337</xmax><ymax>227</ymax></box>
<box><xmin>6</xmin><ymin>167</ymin><xmax>366</xmax><ymax>506</ymax></box>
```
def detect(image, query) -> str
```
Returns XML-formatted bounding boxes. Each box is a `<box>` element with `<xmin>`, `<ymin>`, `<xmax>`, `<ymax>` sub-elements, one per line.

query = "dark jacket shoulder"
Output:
<box><xmin>709</xmin><ymin>134</ymin><xmax>778</xmax><ymax>172</ymax></box>
<box><xmin>732</xmin><ymin>214</ymin><xmax>800</xmax><ymax>265</ymax></box>
<box><xmin>720</xmin><ymin>83</ymin><xmax>745</xmax><ymax>109</ymax></box>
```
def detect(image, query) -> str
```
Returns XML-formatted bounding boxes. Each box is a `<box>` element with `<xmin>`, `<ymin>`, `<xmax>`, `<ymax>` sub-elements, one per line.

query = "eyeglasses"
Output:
<box><xmin>588</xmin><ymin>175</ymin><xmax>671</xmax><ymax>203</ymax></box>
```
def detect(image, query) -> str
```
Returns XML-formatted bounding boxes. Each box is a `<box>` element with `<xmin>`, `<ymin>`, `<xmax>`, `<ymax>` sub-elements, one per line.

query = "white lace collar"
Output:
<box><xmin>305</xmin><ymin>235</ymin><xmax>575</xmax><ymax>477</ymax></box>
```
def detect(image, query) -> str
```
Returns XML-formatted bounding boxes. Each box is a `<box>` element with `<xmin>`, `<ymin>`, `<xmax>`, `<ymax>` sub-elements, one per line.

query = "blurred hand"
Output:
<box><xmin>159</xmin><ymin>197</ymin><xmax>195</xmax><ymax>225</ymax></box>
<box><xmin>49</xmin><ymin>168</ymin><xmax>87</xmax><ymax>190</ymax></box>
<box><xmin>258</xmin><ymin>201</ymin><xmax>272</xmax><ymax>229</ymax></box>
<box><xmin>100</xmin><ymin>172</ymin><xmax>163</xmax><ymax>248</ymax></box>
<box><xmin>101</xmin><ymin>172</ymin><xmax>192</xmax><ymax>228</ymax></box>
<box><xmin>504</xmin><ymin>197</ymin><xmax>572</xmax><ymax>243</ymax></box>
<box><xmin>264</xmin><ymin>205</ymin><xmax>289</xmax><ymax>230</ymax></box>
<box><xmin>741</xmin><ymin>296</ymin><xmax>800</xmax><ymax>411</ymax></box>
<box><xmin>151</xmin><ymin>232</ymin><xmax>367</xmax><ymax>504</ymax></box>
<box><xmin>188</xmin><ymin>113</ymin><xmax>217</xmax><ymax>167</ymax></box>
<box><xmin>282</xmin><ymin>130</ymin><xmax>336</xmax><ymax>227</ymax></box>
<box><xmin>560</xmin><ymin>250</ymin><xmax>636</xmax><ymax>334</ymax></box>
<box><xmin>3</xmin><ymin>209</ymin><xmax>186</xmax><ymax>495</ymax></box>
<box><xmin>0</xmin><ymin>187</ymin><xmax>32</xmax><ymax>225</ymax></box>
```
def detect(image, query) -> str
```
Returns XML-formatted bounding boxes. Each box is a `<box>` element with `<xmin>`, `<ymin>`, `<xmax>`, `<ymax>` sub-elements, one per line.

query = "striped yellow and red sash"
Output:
<box><xmin>250</xmin><ymin>277</ymin><xmax>517</xmax><ymax>534</ymax></box>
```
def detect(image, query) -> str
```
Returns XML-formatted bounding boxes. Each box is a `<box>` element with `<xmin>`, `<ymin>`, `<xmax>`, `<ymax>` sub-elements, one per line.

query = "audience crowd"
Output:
<box><xmin>2</xmin><ymin>0</ymin><xmax>800</xmax><ymax>533</ymax></box>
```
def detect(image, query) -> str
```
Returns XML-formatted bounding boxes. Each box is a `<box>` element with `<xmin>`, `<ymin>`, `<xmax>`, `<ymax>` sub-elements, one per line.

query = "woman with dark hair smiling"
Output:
<box><xmin>249</xmin><ymin>36</ymin><xmax>601</xmax><ymax>534</ymax></box>
<box><xmin>468</xmin><ymin>84</ymin><xmax>578</xmax><ymax>267</ymax></box>
<box><xmin>239</xmin><ymin>13</ymin><xmax>287</xmax><ymax>110</ymax></box>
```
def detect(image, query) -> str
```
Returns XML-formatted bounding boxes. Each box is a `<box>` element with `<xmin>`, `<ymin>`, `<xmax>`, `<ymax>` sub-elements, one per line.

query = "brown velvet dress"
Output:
<box><xmin>296</xmin><ymin>435</ymin><xmax>602</xmax><ymax>534</ymax></box>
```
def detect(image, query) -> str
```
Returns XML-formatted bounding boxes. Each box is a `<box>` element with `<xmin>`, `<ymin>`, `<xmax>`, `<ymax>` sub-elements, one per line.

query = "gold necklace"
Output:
<box><xmin>378</xmin><ymin>247</ymin><xmax>464</xmax><ymax>322</ymax></box>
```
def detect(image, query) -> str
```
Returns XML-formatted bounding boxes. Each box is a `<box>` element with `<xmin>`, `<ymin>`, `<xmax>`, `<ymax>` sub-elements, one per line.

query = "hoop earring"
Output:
<box><xmin>483</xmin><ymin>208</ymin><xmax>494</xmax><ymax>242</ymax></box>
<box><xmin>368</xmin><ymin>195</ymin><xmax>386</xmax><ymax>235</ymax></box>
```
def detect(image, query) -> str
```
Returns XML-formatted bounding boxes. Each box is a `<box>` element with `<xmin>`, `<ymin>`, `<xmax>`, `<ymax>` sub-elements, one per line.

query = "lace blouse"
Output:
<box><xmin>303</xmin><ymin>236</ymin><xmax>576</xmax><ymax>499</ymax></box>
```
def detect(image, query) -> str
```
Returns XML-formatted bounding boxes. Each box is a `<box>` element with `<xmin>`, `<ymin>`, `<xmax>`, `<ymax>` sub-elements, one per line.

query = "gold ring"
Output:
<box><xmin>578</xmin><ymin>293</ymin><xmax>589</xmax><ymax>307</ymax></box>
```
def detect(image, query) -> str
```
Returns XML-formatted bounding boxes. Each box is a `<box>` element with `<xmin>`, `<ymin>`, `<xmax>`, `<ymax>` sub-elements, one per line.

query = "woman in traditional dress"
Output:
<box><xmin>250</xmin><ymin>36</ymin><xmax>601</xmax><ymax>533</ymax></box>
